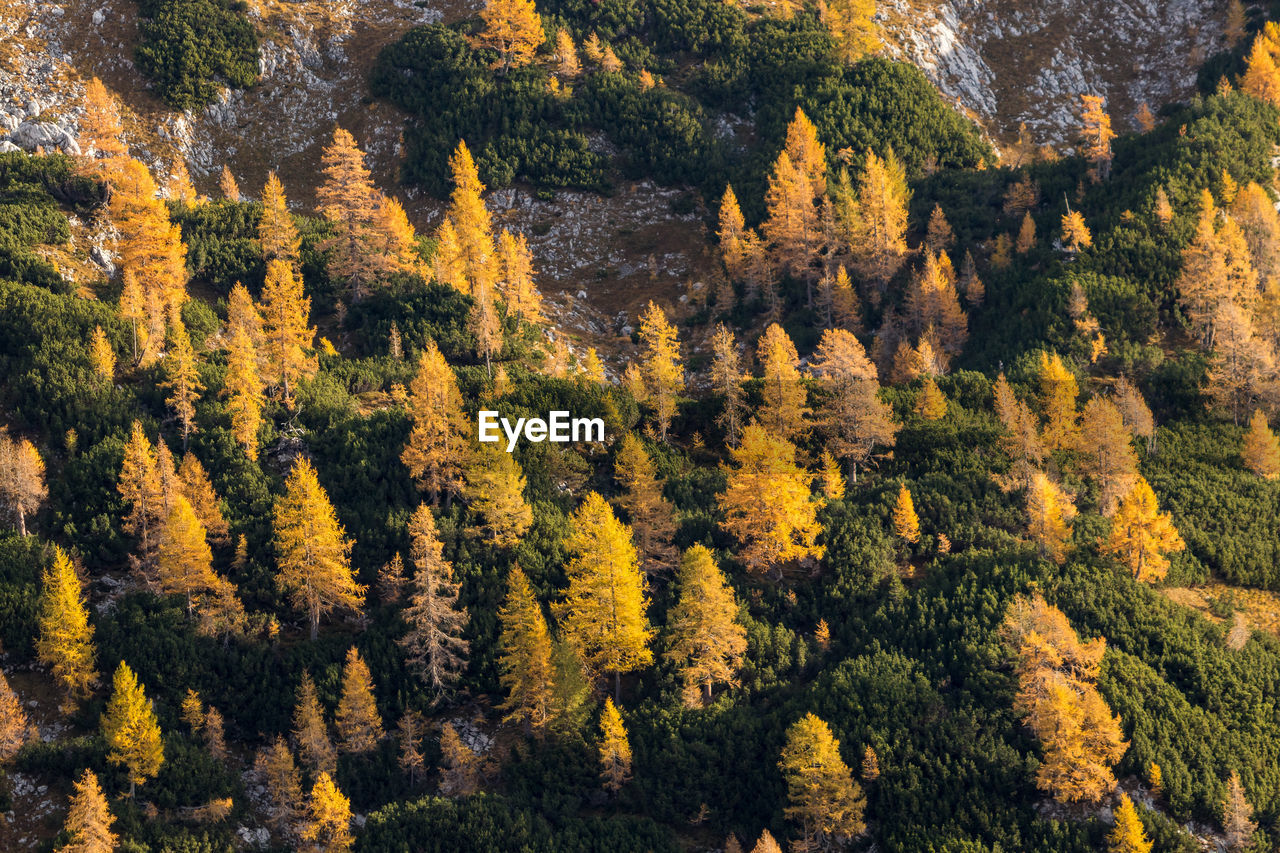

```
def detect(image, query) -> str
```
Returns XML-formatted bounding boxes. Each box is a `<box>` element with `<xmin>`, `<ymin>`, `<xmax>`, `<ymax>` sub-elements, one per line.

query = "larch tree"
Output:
<box><xmin>293</xmin><ymin>672</ymin><xmax>337</xmax><ymax>776</ymax></box>
<box><xmin>664</xmin><ymin>544</ymin><xmax>747</xmax><ymax>706</ymax></box>
<box><xmin>156</xmin><ymin>494</ymin><xmax>221</xmax><ymax>616</ymax></box>
<box><xmin>1223</xmin><ymin>771</ymin><xmax>1257</xmax><ymax>852</ymax></box>
<box><xmin>1080</xmin><ymin>94</ymin><xmax>1116</xmax><ymax>179</ymax></box>
<box><xmin>204</xmin><ymin>706</ymin><xmax>228</xmax><ymax>761</ymax></box>
<box><xmin>637</xmin><ymin>301</ymin><xmax>684</xmax><ymax>441</ymax></box>
<box><xmin>224</xmin><ymin>324</ymin><xmax>265</xmax><ymax>458</ymax></box>
<box><xmin>756</xmin><ymin>323</ymin><xmax>810</xmax><ymax>441</ymax></box>
<box><xmin>1231</xmin><ymin>181</ymin><xmax>1280</xmax><ymax>281</ymax></box>
<box><xmin>1016</xmin><ymin>212</ymin><xmax>1037</xmax><ymax>253</ymax></box>
<box><xmin>400</xmin><ymin>505</ymin><xmax>470</xmax><ymax>701</ymax></box>
<box><xmin>90</xmin><ymin>325</ymin><xmax>115</xmax><ymax>383</ymax></box>
<box><xmin>475</xmin><ymin>0</ymin><xmax>545</xmax><ymax>71</ymax></box>
<box><xmin>1109</xmin><ymin>793</ymin><xmax>1153</xmax><ymax>853</ymax></box>
<box><xmin>259</xmin><ymin>258</ymin><xmax>316</xmax><ymax>409</ymax></box>
<box><xmin>79</xmin><ymin>77</ymin><xmax>127</xmax><ymax>165</ymax></box>
<box><xmin>1060</xmin><ymin>210</ymin><xmax>1093</xmax><ymax>252</ymax></box>
<box><xmin>0</xmin><ymin>431</ymin><xmax>46</xmax><ymax>537</ymax></box>
<box><xmin>175</xmin><ymin>452</ymin><xmax>228</xmax><ymax>543</ymax></box>
<box><xmin>1038</xmin><ymin>351</ymin><xmax>1080</xmax><ymax>451</ymax></box>
<box><xmin>807</xmin><ymin>327</ymin><xmax>896</xmax><ymax>481</ymax></box>
<box><xmin>161</xmin><ymin>323</ymin><xmax>204</xmax><ymax>451</ymax></box>
<box><xmin>1113</xmin><ymin>375</ymin><xmax>1156</xmax><ymax>452</ymax></box>
<box><xmin>763</xmin><ymin>109</ymin><xmax>826</xmax><ymax>279</ymax></box>
<box><xmin>317</xmin><ymin>128</ymin><xmax>381</xmax><ymax>302</ymax></box>
<box><xmin>303</xmin><ymin>772</ymin><xmax>354</xmax><ymax>853</ymax></box>
<box><xmin>1105</xmin><ymin>476</ymin><xmax>1185</xmax><ymax>582</ymax></box>
<box><xmin>916</xmin><ymin>376</ymin><xmax>947</xmax><ymax>420</ymax></box>
<box><xmin>821</xmin><ymin>0</ymin><xmax>879</xmax><ymax>63</ymax></box>
<box><xmin>465</xmin><ymin>441</ymin><xmax>533</xmax><ymax>547</ymax></box>
<box><xmin>718</xmin><ymin>184</ymin><xmax>749</xmax><ymax>282</ymax></box>
<box><xmin>0</xmin><ymin>671</ymin><xmax>29</xmax><ymax>763</ymax></box>
<box><xmin>1208</xmin><ymin>300</ymin><xmax>1274</xmax><ymax>424</ymax></box>
<box><xmin>860</xmin><ymin>746</ymin><xmax>879</xmax><ymax>781</ymax></box>
<box><xmin>497</xmin><ymin>566</ymin><xmax>555</xmax><ymax>733</ymax></box>
<box><xmin>718</xmin><ymin>424</ymin><xmax>824</xmax><ymax>575</ymax></box>
<box><xmin>255</xmin><ymin>736</ymin><xmax>305</xmax><ymax>842</ymax></box>
<box><xmin>397</xmin><ymin>711</ymin><xmax>427</xmax><ymax>786</ymax></box>
<box><xmin>273</xmin><ymin>458</ymin><xmax>364</xmax><ymax>640</ymax></box>
<box><xmin>61</xmin><ymin>769</ymin><xmax>117</xmax><ymax>853</ymax></box>
<box><xmin>102</xmin><ymin>661</ymin><xmax>164</xmax><ymax>797</ymax></box>
<box><xmin>335</xmin><ymin>646</ymin><xmax>384</xmax><ymax>753</ymax></box>
<box><xmin>497</xmin><ymin>229</ymin><xmax>544</xmax><ymax>324</ymax></box>
<box><xmin>36</xmin><ymin>546</ymin><xmax>97</xmax><ymax>709</ymax></box>
<box><xmin>438</xmin><ymin>723</ymin><xmax>480</xmax><ymax>796</ymax></box>
<box><xmin>598</xmin><ymin>698</ymin><xmax>633</xmax><ymax>792</ymax></box>
<box><xmin>993</xmin><ymin>373</ymin><xmax>1046</xmax><ymax>489</ymax></box>
<box><xmin>750</xmin><ymin>830</ymin><xmax>783</xmax><ymax>853</ymax></box>
<box><xmin>959</xmin><ymin>250</ymin><xmax>985</xmax><ymax>307</ymax></box>
<box><xmin>259</xmin><ymin>172</ymin><xmax>302</xmax><ymax>268</ymax></box>
<box><xmin>1241</xmin><ymin>31</ymin><xmax>1280</xmax><ymax>106</ymax></box>
<box><xmin>710</xmin><ymin>324</ymin><xmax>747</xmax><ymax>447</ymax></box>
<box><xmin>1242</xmin><ymin>409</ymin><xmax>1280</xmax><ymax>479</ymax></box>
<box><xmin>218</xmin><ymin>165</ymin><xmax>240</xmax><ymax>201</ymax></box>
<box><xmin>891</xmin><ymin>483</ymin><xmax>921</xmax><ymax>544</ymax></box>
<box><xmin>554</xmin><ymin>28</ymin><xmax>581</xmax><ymax>79</ymax></box>
<box><xmin>445</xmin><ymin>141</ymin><xmax>498</xmax><ymax>299</ymax></box>
<box><xmin>401</xmin><ymin>341</ymin><xmax>471</xmax><ymax>505</ymax></box>
<box><xmin>778</xmin><ymin>713</ymin><xmax>866</xmax><ymax>850</ymax></box>
<box><xmin>841</xmin><ymin>149</ymin><xmax>910</xmax><ymax>297</ymax></box>
<box><xmin>1076</xmin><ymin>397</ymin><xmax>1138</xmax><ymax>515</ymax></box>
<box><xmin>818</xmin><ymin>450</ymin><xmax>846</xmax><ymax>500</ymax></box>
<box><xmin>1026</xmin><ymin>471</ymin><xmax>1076</xmax><ymax>564</ymax></box>
<box><xmin>612</xmin><ymin>433</ymin><xmax>677</xmax><ymax>572</ymax></box>
<box><xmin>554</xmin><ymin>492</ymin><xmax>653</xmax><ymax>699</ymax></box>
<box><xmin>904</xmin><ymin>250</ymin><xmax>967</xmax><ymax>363</ymax></box>
<box><xmin>925</xmin><ymin>203</ymin><xmax>955</xmax><ymax>253</ymax></box>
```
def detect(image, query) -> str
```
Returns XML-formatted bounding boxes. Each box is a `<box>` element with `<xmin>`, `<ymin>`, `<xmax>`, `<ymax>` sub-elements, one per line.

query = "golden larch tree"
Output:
<box><xmin>446</xmin><ymin>141</ymin><xmax>498</xmax><ymax>298</ymax></box>
<box><xmin>925</xmin><ymin>203</ymin><xmax>954</xmax><ymax>253</ymax></box>
<box><xmin>1060</xmin><ymin>210</ymin><xmax>1093</xmax><ymax>252</ymax></box>
<box><xmin>1109</xmin><ymin>793</ymin><xmax>1153</xmax><ymax>853</ymax></box>
<box><xmin>255</xmin><ymin>736</ymin><xmax>305</xmax><ymax>842</ymax></box>
<box><xmin>750</xmin><ymin>829</ymin><xmax>783</xmax><ymax>853</ymax></box>
<box><xmin>891</xmin><ymin>483</ymin><xmax>920</xmax><ymax>544</ymax></box>
<box><xmin>554</xmin><ymin>492</ymin><xmax>653</xmax><ymax>699</ymax></box>
<box><xmin>637</xmin><ymin>300</ymin><xmax>684</xmax><ymax>441</ymax></box>
<box><xmin>0</xmin><ymin>671</ymin><xmax>29</xmax><ymax>763</ymax></box>
<box><xmin>756</xmin><ymin>323</ymin><xmax>810</xmax><ymax>441</ymax></box>
<box><xmin>1038</xmin><ymin>351</ymin><xmax>1080</xmax><ymax>450</ymax></box>
<box><xmin>303</xmin><ymin>772</ymin><xmax>354</xmax><ymax>853</ymax></box>
<box><xmin>718</xmin><ymin>184</ymin><xmax>748</xmax><ymax>282</ymax></box>
<box><xmin>90</xmin><ymin>325</ymin><xmax>115</xmax><ymax>383</ymax></box>
<box><xmin>80</xmin><ymin>77</ymin><xmax>127</xmax><ymax>164</ymax></box>
<box><xmin>102</xmin><ymin>661</ymin><xmax>164</xmax><ymax>796</ymax></box>
<box><xmin>465</xmin><ymin>441</ymin><xmax>533</xmax><ymax>547</ymax></box>
<box><xmin>259</xmin><ymin>172</ymin><xmax>302</xmax><ymax>268</ymax></box>
<box><xmin>497</xmin><ymin>229</ymin><xmax>544</xmax><ymax>324</ymax></box>
<box><xmin>1076</xmin><ymin>397</ymin><xmax>1138</xmax><ymax>515</ymax></box>
<box><xmin>335</xmin><ymin>645</ymin><xmax>384</xmax><ymax>753</ymax></box>
<box><xmin>36</xmin><ymin>546</ymin><xmax>97</xmax><ymax>708</ymax></box>
<box><xmin>916</xmin><ymin>376</ymin><xmax>947</xmax><ymax>420</ymax></box>
<box><xmin>1105</xmin><ymin>476</ymin><xmax>1185</xmax><ymax>583</ymax></box>
<box><xmin>475</xmin><ymin>0</ymin><xmax>545</xmax><ymax>71</ymax></box>
<box><xmin>598</xmin><ymin>698</ymin><xmax>633</xmax><ymax>792</ymax></box>
<box><xmin>554</xmin><ymin>28</ymin><xmax>581</xmax><ymax>79</ymax></box>
<box><xmin>1241</xmin><ymin>32</ymin><xmax>1280</xmax><ymax>106</ymax></box>
<box><xmin>497</xmin><ymin>566</ymin><xmax>555</xmax><ymax>733</ymax></box>
<box><xmin>763</xmin><ymin>109</ymin><xmax>826</xmax><ymax>278</ymax></box>
<box><xmin>778</xmin><ymin>713</ymin><xmax>866</xmax><ymax>850</ymax></box>
<box><xmin>1208</xmin><ymin>300</ymin><xmax>1274</xmax><ymax>424</ymax></box>
<box><xmin>841</xmin><ymin>149</ymin><xmax>910</xmax><ymax>297</ymax></box>
<box><xmin>1113</xmin><ymin>375</ymin><xmax>1156</xmax><ymax>452</ymax></box>
<box><xmin>807</xmin><ymin>327</ymin><xmax>895</xmax><ymax>481</ymax></box>
<box><xmin>156</xmin><ymin>494</ymin><xmax>221</xmax><ymax>616</ymax></box>
<box><xmin>718</xmin><ymin>424</ymin><xmax>824</xmax><ymax>574</ymax></box>
<box><xmin>821</xmin><ymin>0</ymin><xmax>879</xmax><ymax>64</ymax></box>
<box><xmin>61</xmin><ymin>769</ymin><xmax>117</xmax><ymax>853</ymax></box>
<box><xmin>710</xmin><ymin>324</ymin><xmax>747</xmax><ymax>447</ymax></box>
<box><xmin>162</xmin><ymin>323</ymin><xmax>204</xmax><ymax>451</ymax></box>
<box><xmin>664</xmin><ymin>544</ymin><xmax>747</xmax><ymax>705</ymax></box>
<box><xmin>1223</xmin><ymin>771</ymin><xmax>1257</xmax><ymax>852</ymax></box>
<box><xmin>1242</xmin><ymin>408</ymin><xmax>1280</xmax><ymax>479</ymax></box>
<box><xmin>818</xmin><ymin>450</ymin><xmax>846</xmax><ymax>500</ymax></box>
<box><xmin>400</xmin><ymin>505</ymin><xmax>470</xmax><ymax>700</ymax></box>
<box><xmin>1231</xmin><ymin>181</ymin><xmax>1280</xmax><ymax>281</ymax></box>
<box><xmin>401</xmin><ymin>341</ymin><xmax>471</xmax><ymax>504</ymax></box>
<box><xmin>904</xmin><ymin>250</ymin><xmax>967</xmax><ymax>363</ymax></box>
<box><xmin>224</xmin><ymin>324</ymin><xmax>265</xmax><ymax>458</ymax></box>
<box><xmin>1016</xmin><ymin>212</ymin><xmax>1037</xmax><ymax>254</ymax></box>
<box><xmin>438</xmin><ymin>723</ymin><xmax>480</xmax><ymax>796</ymax></box>
<box><xmin>1080</xmin><ymin>94</ymin><xmax>1116</xmax><ymax>179</ymax></box>
<box><xmin>613</xmin><ymin>433</ymin><xmax>677</xmax><ymax>572</ymax></box>
<box><xmin>0</xmin><ymin>432</ymin><xmax>46</xmax><ymax>537</ymax></box>
<box><xmin>218</xmin><ymin>165</ymin><xmax>240</xmax><ymax>201</ymax></box>
<box><xmin>397</xmin><ymin>711</ymin><xmax>427</xmax><ymax>785</ymax></box>
<box><xmin>317</xmin><ymin>128</ymin><xmax>381</xmax><ymax>302</ymax></box>
<box><xmin>293</xmin><ymin>672</ymin><xmax>337</xmax><ymax>776</ymax></box>
<box><xmin>259</xmin><ymin>258</ymin><xmax>316</xmax><ymax>409</ymax></box>
<box><xmin>273</xmin><ymin>458</ymin><xmax>364</xmax><ymax>640</ymax></box>
<box><xmin>1026</xmin><ymin>471</ymin><xmax>1076</xmax><ymax>564</ymax></box>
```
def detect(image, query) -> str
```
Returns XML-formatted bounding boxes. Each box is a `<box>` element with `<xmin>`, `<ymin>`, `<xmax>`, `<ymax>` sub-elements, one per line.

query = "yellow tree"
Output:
<box><xmin>1076</xmin><ymin>397</ymin><xmax>1138</xmax><ymax>515</ymax></box>
<box><xmin>475</xmin><ymin>0</ymin><xmax>545</xmax><ymax>71</ymax></box>
<box><xmin>554</xmin><ymin>28</ymin><xmax>581</xmax><ymax>79</ymax></box>
<box><xmin>0</xmin><ymin>671</ymin><xmax>28</xmax><ymax>763</ymax></box>
<box><xmin>400</xmin><ymin>505</ymin><xmax>470</xmax><ymax>699</ymax></box>
<box><xmin>710</xmin><ymin>324</ymin><xmax>747</xmax><ymax>447</ymax></box>
<box><xmin>916</xmin><ymin>376</ymin><xmax>947</xmax><ymax>420</ymax></box>
<box><xmin>664</xmin><ymin>544</ymin><xmax>746</xmax><ymax>705</ymax></box>
<box><xmin>778</xmin><ymin>714</ymin><xmax>866</xmax><ymax>850</ymax></box>
<box><xmin>925</xmin><ymin>204</ymin><xmax>954</xmax><ymax>253</ymax></box>
<box><xmin>1105</xmin><ymin>476</ymin><xmax>1185</xmax><ymax>583</ymax></box>
<box><xmin>598</xmin><ymin>698</ymin><xmax>633</xmax><ymax>792</ymax></box>
<box><xmin>718</xmin><ymin>184</ymin><xmax>749</xmax><ymax>282</ymax></box>
<box><xmin>718</xmin><ymin>424</ymin><xmax>824</xmax><ymax>575</ymax></box>
<box><xmin>293</xmin><ymin>672</ymin><xmax>337</xmax><ymax>776</ymax></box>
<box><xmin>446</xmin><ymin>141</ymin><xmax>497</xmax><ymax>299</ymax></box>
<box><xmin>763</xmin><ymin>109</ymin><xmax>826</xmax><ymax>278</ymax></box>
<box><xmin>554</xmin><ymin>492</ymin><xmax>653</xmax><ymax>699</ymax></box>
<box><xmin>497</xmin><ymin>566</ymin><xmax>555</xmax><ymax>733</ymax></box>
<box><xmin>102</xmin><ymin>661</ymin><xmax>164</xmax><ymax>796</ymax></box>
<box><xmin>756</xmin><ymin>323</ymin><xmax>810</xmax><ymax>441</ymax></box>
<box><xmin>0</xmin><ymin>432</ymin><xmax>46</xmax><ymax>537</ymax></box>
<box><xmin>1016</xmin><ymin>212</ymin><xmax>1037</xmax><ymax>254</ymax></box>
<box><xmin>1113</xmin><ymin>375</ymin><xmax>1156</xmax><ymax>453</ymax></box>
<box><xmin>303</xmin><ymin>772</ymin><xmax>354</xmax><ymax>853</ymax></box>
<box><xmin>90</xmin><ymin>325</ymin><xmax>115</xmax><ymax>383</ymax></box>
<box><xmin>255</xmin><ymin>736</ymin><xmax>305</xmax><ymax>842</ymax></box>
<box><xmin>218</xmin><ymin>165</ymin><xmax>240</xmax><ymax>202</ymax></box>
<box><xmin>224</xmin><ymin>324</ymin><xmax>265</xmax><ymax>458</ymax></box>
<box><xmin>259</xmin><ymin>172</ymin><xmax>302</xmax><ymax>268</ymax></box>
<box><xmin>156</xmin><ymin>494</ymin><xmax>221</xmax><ymax>616</ymax></box>
<box><xmin>79</xmin><ymin>77</ymin><xmax>127</xmax><ymax>165</ymax></box>
<box><xmin>821</xmin><ymin>0</ymin><xmax>879</xmax><ymax>64</ymax></box>
<box><xmin>841</xmin><ymin>149</ymin><xmax>910</xmax><ymax>297</ymax></box>
<box><xmin>61</xmin><ymin>769</ymin><xmax>117</xmax><ymax>853</ymax></box>
<box><xmin>465</xmin><ymin>441</ymin><xmax>533</xmax><ymax>547</ymax></box>
<box><xmin>1080</xmin><ymin>94</ymin><xmax>1116</xmax><ymax>179</ymax></box>
<box><xmin>1231</xmin><ymin>181</ymin><xmax>1280</xmax><ymax>281</ymax></box>
<box><xmin>818</xmin><ymin>451</ymin><xmax>846</xmax><ymax>500</ymax></box>
<box><xmin>1109</xmin><ymin>793</ymin><xmax>1153</xmax><ymax>853</ymax></box>
<box><xmin>176</xmin><ymin>451</ymin><xmax>228</xmax><ymax>543</ymax></box>
<box><xmin>891</xmin><ymin>484</ymin><xmax>920</xmax><ymax>544</ymax></box>
<box><xmin>401</xmin><ymin>341</ymin><xmax>471</xmax><ymax>504</ymax></box>
<box><xmin>1208</xmin><ymin>301</ymin><xmax>1274</xmax><ymax>424</ymax></box>
<box><xmin>260</xmin><ymin>258</ymin><xmax>316</xmax><ymax>408</ymax></box>
<box><xmin>750</xmin><ymin>830</ymin><xmax>783</xmax><ymax>853</ymax></box>
<box><xmin>438</xmin><ymin>723</ymin><xmax>480</xmax><ymax>796</ymax></box>
<box><xmin>317</xmin><ymin>128</ymin><xmax>380</xmax><ymax>302</ymax></box>
<box><xmin>1027</xmin><ymin>471</ymin><xmax>1076</xmax><ymax>564</ymax></box>
<box><xmin>1242</xmin><ymin>409</ymin><xmax>1280</xmax><ymax>479</ymax></box>
<box><xmin>1060</xmin><ymin>210</ymin><xmax>1093</xmax><ymax>252</ymax></box>
<box><xmin>613</xmin><ymin>433</ymin><xmax>677</xmax><ymax>572</ymax></box>
<box><xmin>497</xmin><ymin>229</ymin><xmax>544</xmax><ymax>324</ymax></box>
<box><xmin>807</xmin><ymin>327</ymin><xmax>896</xmax><ymax>481</ymax></box>
<box><xmin>162</xmin><ymin>323</ymin><xmax>204</xmax><ymax>451</ymax></box>
<box><xmin>904</xmin><ymin>250</ymin><xmax>967</xmax><ymax>362</ymax></box>
<box><xmin>397</xmin><ymin>711</ymin><xmax>427</xmax><ymax>786</ymax></box>
<box><xmin>1241</xmin><ymin>32</ymin><xmax>1280</xmax><ymax>106</ymax></box>
<box><xmin>335</xmin><ymin>646</ymin><xmax>384</xmax><ymax>753</ymax></box>
<box><xmin>638</xmin><ymin>301</ymin><xmax>684</xmax><ymax>441</ymax></box>
<box><xmin>36</xmin><ymin>546</ymin><xmax>97</xmax><ymax>708</ymax></box>
<box><xmin>273</xmin><ymin>459</ymin><xmax>364</xmax><ymax>640</ymax></box>
<box><xmin>1038</xmin><ymin>352</ymin><xmax>1080</xmax><ymax>450</ymax></box>
<box><xmin>1224</xmin><ymin>771</ymin><xmax>1257</xmax><ymax>852</ymax></box>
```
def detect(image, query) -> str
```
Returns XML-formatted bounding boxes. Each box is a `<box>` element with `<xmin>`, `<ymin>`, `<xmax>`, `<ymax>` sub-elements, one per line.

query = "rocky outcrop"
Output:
<box><xmin>6</xmin><ymin>118</ymin><xmax>80</xmax><ymax>154</ymax></box>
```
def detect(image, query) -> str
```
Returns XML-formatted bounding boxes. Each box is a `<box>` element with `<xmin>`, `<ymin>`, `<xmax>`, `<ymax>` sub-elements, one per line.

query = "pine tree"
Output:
<box><xmin>1108</xmin><ymin>793</ymin><xmax>1153</xmax><ymax>853</ymax></box>
<box><xmin>718</xmin><ymin>424</ymin><xmax>824</xmax><ymax>574</ymax></box>
<box><xmin>497</xmin><ymin>566</ymin><xmax>555</xmax><ymax>732</ymax></box>
<box><xmin>637</xmin><ymin>301</ymin><xmax>683</xmax><ymax>441</ymax></box>
<box><xmin>397</xmin><ymin>711</ymin><xmax>427</xmax><ymax>785</ymax></box>
<box><xmin>400</xmin><ymin>505</ymin><xmax>470</xmax><ymax>700</ymax></box>
<box><xmin>293</xmin><ymin>672</ymin><xmax>337</xmax><ymax>776</ymax></box>
<box><xmin>807</xmin><ymin>328</ymin><xmax>896</xmax><ymax>481</ymax></box>
<box><xmin>464</xmin><ymin>441</ymin><xmax>533</xmax><ymax>547</ymax></box>
<box><xmin>841</xmin><ymin>149</ymin><xmax>910</xmax><ymax>297</ymax></box>
<box><xmin>259</xmin><ymin>172</ymin><xmax>302</xmax><ymax>267</ymax></box>
<box><xmin>756</xmin><ymin>323</ymin><xmax>810</xmax><ymax>441</ymax></box>
<box><xmin>1080</xmin><ymin>94</ymin><xmax>1116</xmax><ymax>179</ymax></box>
<box><xmin>664</xmin><ymin>544</ymin><xmax>747</xmax><ymax>705</ymax></box>
<box><xmin>1038</xmin><ymin>352</ymin><xmax>1080</xmax><ymax>450</ymax></box>
<box><xmin>891</xmin><ymin>484</ymin><xmax>920</xmax><ymax>544</ymax></box>
<box><xmin>554</xmin><ymin>492</ymin><xmax>653</xmax><ymax>698</ymax></box>
<box><xmin>598</xmin><ymin>697</ymin><xmax>632</xmax><ymax>792</ymax></box>
<box><xmin>255</xmin><ymin>736</ymin><xmax>305</xmax><ymax>842</ymax></box>
<box><xmin>438</xmin><ymin>723</ymin><xmax>480</xmax><ymax>796</ymax></box>
<box><xmin>779</xmin><ymin>713</ymin><xmax>866</xmax><ymax>850</ymax></box>
<box><xmin>1223</xmin><ymin>771</ymin><xmax>1257</xmax><ymax>852</ymax></box>
<box><xmin>1076</xmin><ymin>397</ymin><xmax>1139</xmax><ymax>515</ymax></box>
<box><xmin>260</xmin><ymin>258</ymin><xmax>316</xmax><ymax>408</ymax></box>
<box><xmin>317</xmin><ymin>128</ymin><xmax>381</xmax><ymax>302</ymax></box>
<box><xmin>273</xmin><ymin>459</ymin><xmax>363</xmax><ymax>640</ymax></box>
<box><xmin>303</xmin><ymin>772</ymin><xmax>354</xmax><ymax>853</ymax></box>
<box><xmin>710</xmin><ymin>324</ymin><xmax>747</xmax><ymax>447</ymax></box>
<box><xmin>1027</xmin><ymin>471</ymin><xmax>1076</xmax><ymax>564</ymax></box>
<box><xmin>161</xmin><ymin>323</ymin><xmax>204</xmax><ymax>451</ymax></box>
<box><xmin>36</xmin><ymin>546</ymin><xmax>97</xmax><ymax>709</ymax></box>
<box><xmin>61</xmin><ymin>769</ymin><xmax>117</xmax><ymax>853</ymax></box>
<box><xmin>475</xmin><ymin>0</ymin><xmax>545</xmax><ymax>70</ymax></box>
<box><xmin>1105</xmin><ymin>476</ymin><xmax>1185</xmax><ymax>582</ymax></box>
<box><xmin>0</xmin><ymin>432</ymin><xmax>46</xmax><ymax>537</ymax></box>
<box><xmin>156</xmin><ymin>494</ymin><xmax>220</xmax><ymax>616</ymax></box>
<box><xmin>224</xmin><ymin>324</ymin><xmax>265</xmax><ymax>458</ymax></box>
<box><xmin>0</xmin><ymin>670</ymin><xmax>29</xmax><ymax>763</ymax></box>
<box><xmin>401</xmin><ymin>341</ymin><xmax>471</xmax><ymax>504</ymax></box>
<box><xmin>612</xmin><ymin>434</ymin><xmax>677</xmax><ymax>572</ymax></box>
<box><xmin>335</xmin><ymin>646</ymin><xmax>384</xmax><ymax>753</ymax></box>
<box><xmin>102</xmin><ymin>661</ymin><xmax>164</xmax><ymax>796</ymax></box>
<box><xmin>1242</xmin><ymin>409</ymin><xmax>1280</xmax><ymax>478</ymax></box>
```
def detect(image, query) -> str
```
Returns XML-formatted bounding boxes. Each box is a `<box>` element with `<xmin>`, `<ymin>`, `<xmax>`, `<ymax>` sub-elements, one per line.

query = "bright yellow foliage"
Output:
<box><xmin>664</xmin><ymin>545</ymin><xmax>746</xmax><ymax>706</ymax></box>
<box><xmin>1105</xmin><ymin>476</ymin><xmax>1185</xmax><ymax>583</ymax></box>
<box><xmin>637</xmin><ymin>301</ymin><xmax>684</xmax><ymax>441</ymax></box>
<box><xmin>303</xmin><ymin>772</ymin><xmax>354</xmax><ymax>853</ymax></box>
<box><xmin>102</xmin><ymin>661</ymin><xmax>164</xmax><ymax>793</ymax></box>
<box><xmin>598</xmin><ymin>698</ymin><xmax>633</xmax><ymax>792</ymax></box>
<box><xmin>465</xmin><ymin>440</ymin><xmax>533</xmax><ymax>547</ymax></box>
<box><xmin>1026</xmin><ymin>471</ymin><xmax>1076</xmax><ymax>564</ymax></box>
<box><xmin>36</xmin><ymin>546</ymin><xmax>97</xmax><ymax>708</ymax></box>
<box><xmin>476</xmin><ymin>0</ymin><xmax>545</xmax><ymax>70</ymax></box>
<box><xmin>336</xmin><ymin>646</ymin><xmax>384</xmax><ymax>753</ymax></box>
<box><xmin>1038</xmin><ymin>352</ymin><xmax>1080</xmax><ymax>450</ymax></box>
<box><xmin>779</xmin><ymin>713</ymin><xmax>866</xmax><ymax>849</ymax></box>
<box><xmin>1243</xmin><ymin>409</ymin><xmax>1280</xmax><ymax>479</ymax></box>
<box><xmin>401</xmin><ymin>341</ymin><xmax>471</xmax><ymax>504</ymax></box>
<box><xmin>62</xmin><ymin>769</ymin><xmax>117</xmax><ymax>853</ymax></box>
<box><xmin>498</xmin><ymin>566</ymin><xmax>555</xmax><ymax>732</ymax></box>
<box><xmin>293</xmin><ymin>672</ymin><xmax>337</xmax><ymax>776</ymax></box>
<box><xmin>259</xmin><ymin>258</ymin><xmax>316</xmax><ymax>408</ymax></box>
<box><xmin>891</xmin><ymin>484</ymin><xmax>920</xmax><ymax>544</ymax></box>
<box><xmin>259</xmin><ymin>172</ymin><xmax>302</xmax><ymax>267</ymax></box>
<box><xmin>756</xmin><ymin>323</ymin><xmax>809</xmax><ymax>441</ymax></box>
<box><xmin>1109</xmin><ymin>793</ymin><xmax>1153</xmax><ymax>853</ymax></box>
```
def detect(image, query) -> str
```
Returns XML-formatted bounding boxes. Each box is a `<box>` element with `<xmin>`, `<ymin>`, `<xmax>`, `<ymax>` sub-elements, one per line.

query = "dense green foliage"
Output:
<box><xmin>134</xmin><ymin>0</ymin><xmax>259</xmax><ymax>109</ymax></box>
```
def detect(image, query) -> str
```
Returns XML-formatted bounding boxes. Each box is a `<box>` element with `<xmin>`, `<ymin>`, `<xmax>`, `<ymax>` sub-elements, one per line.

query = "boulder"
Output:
<box><xmin>10</xmin><ymin>121</ymin><xmax>80</xmax><ymax>155</ymax></box>
<box><xmin>0</xmin><ymin>112</ymin><xmax>19</xmax><ymax>134</ymax></box>
<box><xmin>0</xmin><ymin>141</ymin><xmax>22</xmax><ymax>154</ymax></box>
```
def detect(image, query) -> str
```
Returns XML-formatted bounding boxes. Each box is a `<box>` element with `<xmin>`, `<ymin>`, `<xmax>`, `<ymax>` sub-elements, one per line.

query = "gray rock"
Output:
<box><xmin>90</xmin><ymin>245</ymin><xmax>116</xmax><ymax>277</ymax></box>
<box><xmin>0</xmin><ymin>113</ymin><xmax>19</xmax><ymax>134</ymax></box>
<box><xmin>0</xmin><ymin>141</ymin><xmax>22</xmax><ymax>154</ymax></box>
<box><xmin>11</xmin><ymin>120</ymin><xmax>79</xmax><ymax>155</ymax></box>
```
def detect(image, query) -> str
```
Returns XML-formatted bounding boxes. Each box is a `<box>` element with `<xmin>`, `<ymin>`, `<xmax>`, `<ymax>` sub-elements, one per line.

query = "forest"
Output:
<box><xmin>7</xmin><ymin>2</ymin><xmax>1280</xmax><ymax>853</ymax></box>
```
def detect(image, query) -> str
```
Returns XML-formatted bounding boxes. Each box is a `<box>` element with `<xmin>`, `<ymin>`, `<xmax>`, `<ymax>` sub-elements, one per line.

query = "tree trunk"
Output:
<box><xmin>614</xmin><ymin>670</ymin><xmax>621</xmax><ymax>703</ymax></box>
<box><xmin>310</xmin><ymin>607</ymin><xmax>319</xmax><ymax>641</ymax></box>
<box><xmin>703</xmin><ymin>681</ymin><xmax>712</xmax><ymax>705</ymax></box>
<box><xmin>16</xmin><ymin>505</ymin><xmax>26</xmax><ymax>537</ymax></box>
